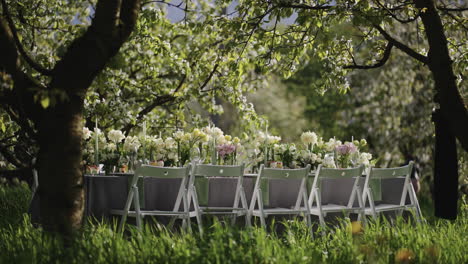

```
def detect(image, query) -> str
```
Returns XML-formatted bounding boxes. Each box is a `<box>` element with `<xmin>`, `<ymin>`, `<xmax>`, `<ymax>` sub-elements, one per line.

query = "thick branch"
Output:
<box><xmin>374</xmin><ymin>24</ymin><xmax>428</xmax><ymax>64</ymax></box>
<box><xmin>50</xmin><ymin>0</ymin><xmax>141</xmax><ymax>96</ymax></box>
<box><xmin>122</xmin><ymin>74</ymin><xmax>185</xmax><ymax>135</ymax></box>
<box><xmin>1</xmin><ymin>0</ymin><xmax>53</xmax><ymax>75</ymax></box>
<box><xmin>375</xmin><ymin>0</ymin><xmax>421</xmax><ymax>24</ymax></box>
<box><xmin>436</xmin><ymin>6</ymin><xmax>468</xmax><ymax>12</ymax></box>
<box><xmin>0</xmin><ymin>17</ymin><xmax>43</xmax><ymax>123</ymax></box>
<box><xmin>344</xmin><ymin>42</ymin><xmax>393</xmax><ymax>69</ymax></box>
<box><xmin>200</xmin><ymin>64</ymin><xmax>219</xmax><ymax>92</ymax></box>
<box><xmin>122</xmin><ymin>94</ymin><xmax>178</xmax><ymax>135</ymax></box>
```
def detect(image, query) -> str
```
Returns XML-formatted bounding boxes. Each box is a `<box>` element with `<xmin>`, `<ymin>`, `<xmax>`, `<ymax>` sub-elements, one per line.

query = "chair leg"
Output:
<box><xmin>408</xmin><ymin>184</ymin><xmax>423</xmax><ymax>223</ymax></box>
<box><xmin>314</xmin><ymin>189</ymin><xmax>326</xmax><ymax>230</ymax></box>
<box><xmin>118</xmin><ymin>187</ymin><xmax>135</xmax><ymax>232</ymax></box>
<box><xmin>257</xmin><ymin>189</ymin><xmax>267</xmax><ymax>229</ymax></box>
<box><xmin>182</xmin><ymin>189</ymin><xmax>191</xmax><ymax>232</ymax></box>
<box><xmin>134</xmin><ymin>187</ymin><xmax>142</xmax><ymax>230</ymax></box>
<box><xmin>302</xmin><ymin>189</ymin><xmax>313</xmax><ymax>239</ymax></box>
<box><xmin>356</xmin><ymin>188</ymin><xmax>366</xmax><ymax>226</ymax></box>
<box><xmin>259</xmin><ymin>214</ymin><xmax>267</xmax><ymax>229</ymax></box>
<box><xmin>240</xmin><ymin>189</ymin><xmax>251</xmax><ymax>227</ymax></box>
<box><xmin>248</xmin><ymin>189</ymin><xmax>258</xmax><ymax>228</ymax></box>
<box><xmin>190</xmin><ymin>186</ymin><xmax>203</xmax><ymax>236</ymax></box>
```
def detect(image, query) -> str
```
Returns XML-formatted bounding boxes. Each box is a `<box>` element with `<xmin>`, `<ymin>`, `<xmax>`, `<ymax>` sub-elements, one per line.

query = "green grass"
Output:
<box><xmin>1</xmin><ymin>182</ymin><xmax>467</xmax><ymax>263</ymax></box>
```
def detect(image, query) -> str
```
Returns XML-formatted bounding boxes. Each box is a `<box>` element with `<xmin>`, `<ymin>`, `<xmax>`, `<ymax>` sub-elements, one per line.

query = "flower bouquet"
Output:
<box><xmin>274</xmin><ymin>143</ymin><xmax>297</xmax><ymax>168</ymax></box>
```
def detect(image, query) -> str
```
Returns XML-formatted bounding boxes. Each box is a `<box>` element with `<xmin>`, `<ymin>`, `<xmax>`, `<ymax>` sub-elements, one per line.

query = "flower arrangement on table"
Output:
<box><xmin>103</xmin><ymin>129</ymin><xmax>126</xmax><ymax>172</ymax></box>
<box><xmin>146</xmin><ymin>136</ymin><xmax>178</xmax><ymax>167</ymax></box>
<box><xmin>326</xmin><ymin>138</ymin><xmax>374</xmax><ymax>169</ymax></box>
<box><xmin>81</xmin><ymin>123</ymin><xmax>375</xmax><ymax>173</ymax></box>
<box><xmin>173</xmin><ymin>128</ymin><xmax>210</xmax><ymax>166</ymax></box>
<box><xmin>272</xmin><ymin>143</ymin><xmax>297</xmax><ymax>168</ymax></box>
<box><xmin>82</xmin><ymin>127</ymin><xmax>108</xmax><ymax>173</ymax></box>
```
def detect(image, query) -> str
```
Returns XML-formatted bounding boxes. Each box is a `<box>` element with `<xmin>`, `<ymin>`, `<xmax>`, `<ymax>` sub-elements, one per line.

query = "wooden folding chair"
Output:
<box><xmin>309</xmin><ymin>165</ymin><xmax>366</xmax><ymax>229</ymax></box>
<box><xmin>362</xmin><ymin>161</ymin><xmax>422</xmax><ymax>222</ymax></box>
<box><xmin>249</xmin><ymin>164</ymin><xmax>312</xmax><ymax>232</ymax></box>
<box><xmin>188</xmin><ymin>163</ymin><xmax>249</xmax><ymax>235</ymax></box>
<box><xmin>110</xmin><ymin>165</ymin><xmax>193</xmax><ymax>232</ymax></box>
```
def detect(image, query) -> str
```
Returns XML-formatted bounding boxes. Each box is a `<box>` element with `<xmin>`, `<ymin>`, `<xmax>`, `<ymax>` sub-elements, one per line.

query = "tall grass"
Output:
<box><xmin>1</xmin><ymin>183</ymin><xmax>467</xmax><ymax>263</ymax></box>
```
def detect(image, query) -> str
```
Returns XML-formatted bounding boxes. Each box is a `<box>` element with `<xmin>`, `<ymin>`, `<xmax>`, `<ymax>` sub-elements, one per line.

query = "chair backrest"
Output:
<box><xmin>259</xmin><ymin>165</ymin><xmax>311</xmax><ymax>180</ymax></box>
<box><xmin>368</xmin><ymin>162</ymin><xmax>413</xmax><ymax>179</ymax></box>
<box><xmin>310</xmin><ymin>165</ymin><xmax>365</xmax><ymax>207</ymax></box>
<box><xmin>128</xmin><ymin>165</ymin><xmax>191</xmax><ymax>211</ymax></box>
<box><xmin>130</xmin><ymin>165</ymin><xmax>191</xmax><ymax>186</ymax></box>
<box><xmin>190</xmin><ymin>164</ymin><xmax>245</xmax><ymax>206</ymax></box>
<box><xmin>364</xmin><ymin>161</ymin><xmax>413</xmax><ymax>205</ymax></box>
<box><xmin>311</xmin><ymin>165</ymin><xmax>364</xmax><ymax>189</ymax></box>
<box><xmin>254</xmin><ymin>164</ymin><xmax>311</xmax><ymax>207</ymax></box>
<box><xmin>194</xmin><ymin>164</ymin><xmax>244</xmax><ymax>178</ymax></box>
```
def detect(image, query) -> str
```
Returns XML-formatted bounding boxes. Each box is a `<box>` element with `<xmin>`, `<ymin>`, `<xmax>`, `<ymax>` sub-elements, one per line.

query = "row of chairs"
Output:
<box><xmin>111</xmin><ymin>162</ymin><xmax>422</xmax><ymax>234</ymax></box>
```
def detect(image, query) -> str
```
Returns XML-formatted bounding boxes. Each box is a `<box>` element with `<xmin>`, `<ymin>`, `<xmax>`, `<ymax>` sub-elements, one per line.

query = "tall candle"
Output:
<box><xmin>264</xmin><ymin>121</ymin><xmax>268</xmax><ymax>166</ymax></box>
<box><xmin>95</xmin><ymin>117</ymin><xmax>98</xmax><ymax>166</ymax></box>
<box><xmin>143</xmin><ymin>121</ymin><xmax>147</xmax><ymax>162</ymax></box>
<box><xmin>210</xmin><ymin>122</ymin><xmax>216</xmax><ymax>165</ymax></box>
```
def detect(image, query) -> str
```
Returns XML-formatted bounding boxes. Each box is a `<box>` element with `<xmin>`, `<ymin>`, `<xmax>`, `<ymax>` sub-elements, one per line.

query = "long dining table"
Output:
<box><xmin>29</xmin><ymin>172</ymin><xmax>411</xmax><ymax>222</ymax></box>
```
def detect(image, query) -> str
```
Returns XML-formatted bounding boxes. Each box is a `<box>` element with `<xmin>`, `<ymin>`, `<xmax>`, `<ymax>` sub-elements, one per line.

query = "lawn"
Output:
<box><xmin>1</xmin><ymin>182</ymin><xmax>467</xmax><ymax>264</ymax></box>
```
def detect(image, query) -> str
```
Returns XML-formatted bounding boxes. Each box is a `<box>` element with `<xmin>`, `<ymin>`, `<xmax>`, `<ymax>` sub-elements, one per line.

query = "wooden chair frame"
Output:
<box><xmin>110</xmin><ymin>165</ymin><xmax>194</xmax><ymax>232</ymax></box>
<box><xmin>308</xmin><ymin>165</ymin><xmax>366</xmax><ymax>230</ymax></box>
<box><xmin>362</xmin><ymin>161</ymin><xmax>422</xmax><ymax>222</ymax></box>
<box><xmin>188</xmin><ymin>163</ymin><xmax>249</xmax><ymax>235</ymax></box>
<box><xmin>248</xmin><ymin>164</ymin><xmax>312</xmax><ymax>233</ymax></box>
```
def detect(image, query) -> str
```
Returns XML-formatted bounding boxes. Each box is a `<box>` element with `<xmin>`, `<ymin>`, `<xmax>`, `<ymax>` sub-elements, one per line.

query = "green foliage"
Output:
<box><xmin>0</xmin><ymin>181</ymin><xmax>30</xmax><ymax>226</ymax></box>
<box><xmin>1</xmin><ymin>185</ymin><xmax>468</xmax><ymax>263</ymax></box>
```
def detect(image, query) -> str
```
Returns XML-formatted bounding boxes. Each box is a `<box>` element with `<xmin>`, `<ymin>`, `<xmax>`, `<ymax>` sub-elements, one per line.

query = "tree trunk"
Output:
<box><xmin>415</xmin><ymin>0</ymin><xmax>468</xmax><ymax>219</ymax></box>
<box><xmin>37</xmin><ymin>96</ymin><xmax>84</xmax><ymax>235</ymax></box>
<box><xmin>1</xmin><ymin>0</ymin><xmax>141</xmax><ymax>237</ymax></box>
<box><xmin>433</xmin><ymin>110</ymin><xmax>458</xmax><ymax>219</ymax></box>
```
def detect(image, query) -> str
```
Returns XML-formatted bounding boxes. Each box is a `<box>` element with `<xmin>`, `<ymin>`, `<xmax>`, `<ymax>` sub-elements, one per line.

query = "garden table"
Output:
<box><xmin>30</xmin><ymin>173</ymin><xmax>410</xmax><ymax>220</ymax></box>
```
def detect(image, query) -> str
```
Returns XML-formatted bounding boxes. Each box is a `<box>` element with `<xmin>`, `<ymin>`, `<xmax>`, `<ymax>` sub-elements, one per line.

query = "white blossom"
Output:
<box><xmin>108</xmin><ymin>129</ymin><xmax>125</xmax><ymax>143</ymax></box>
<box><xmin>301</xmin><ymin>131</ymin><xmax>318</xmax><ymax>146</ymax></box>
<box><xmin>83</xmin><ymin>127</ymin><xmax>92</xmax><ymax>140</ymax></box>
<box><xmin>105</xmin><ymin>143</ymin><xmax>117</xmax><ymax>152</ymax></box>
<box><xmin>124</xmin><ymin>136</ymin><xmax>141</xmax><ymax>152</ymax></box>
<box><xmin>323</xmin><ymin>156</ymin><xmax>336</xmax><ymax>168</ymax></box>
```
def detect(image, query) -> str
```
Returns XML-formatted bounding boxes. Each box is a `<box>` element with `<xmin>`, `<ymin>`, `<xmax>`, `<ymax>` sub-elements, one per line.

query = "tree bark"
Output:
<box><xmin>415</xmin><ymin>0</ymin><xmax>468</xmax><ymax>219</ymax></box>
<box><xmin>432</xmin><ymin>110</ymin><xmax>458</xmax><ymax>219</ymax></box>
<box><xmin>37</xmin><ymin>97</ymin><xmax>85</xmax><ymax>234</ymax></box>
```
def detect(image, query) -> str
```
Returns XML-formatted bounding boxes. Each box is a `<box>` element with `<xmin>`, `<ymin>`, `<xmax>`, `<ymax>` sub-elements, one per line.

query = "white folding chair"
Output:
<box><xmin>309</xmin><ymin>165</ymin><xmax>366</xmax><ymax>229</ymax></box>
<box><xmin>110</xmin><ymin>165</ymin><xmax>193</xmax><ymax>232</ymax></box>
<box><xmin>188</xmin><ymin>164</ymin><xmax>249</xmax><ymax>235</ymax></box>
<box><xmin>249</xmin><ymin>164</ymin><xmax>312</xmax><ymax>231</ymax></box>
<box><xmin>362</xmin><ymin>161</ymin><xmax>422</xmax><ymax>221</ymax></box>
